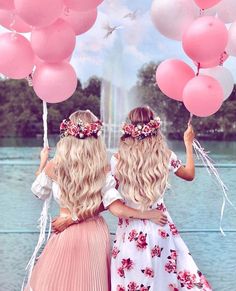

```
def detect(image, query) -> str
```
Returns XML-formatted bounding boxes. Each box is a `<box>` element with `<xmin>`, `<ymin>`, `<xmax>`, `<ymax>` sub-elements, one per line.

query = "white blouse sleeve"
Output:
<box><xmin>102</xmin><ymin>172</ymin><xmax>124</xmax><ymax>209</ymax></box>
<box><xmin>31</xmin><ymin>171</ymin><xmax>53</xmax><ymax>200</ymax></box>
<box><xmin>168</xmin><ymin>151</ymin><xmax>182</xmax><ymax>173</ymax></box>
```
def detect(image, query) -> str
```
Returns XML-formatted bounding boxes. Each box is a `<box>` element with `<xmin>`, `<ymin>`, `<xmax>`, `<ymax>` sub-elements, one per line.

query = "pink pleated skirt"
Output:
<box><xmin>25</xmin><ymin>216</ymin><xmax>111</xmax><ymax>291</ymax></box>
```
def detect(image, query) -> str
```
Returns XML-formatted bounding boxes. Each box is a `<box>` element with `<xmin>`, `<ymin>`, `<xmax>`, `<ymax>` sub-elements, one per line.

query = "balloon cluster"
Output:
<box><xmin>0</xmin><ymin>0</ymin><xmax>103</xmax><ymax>103</ymax></box>
<box><xmin>152</xmin><ymin>0</ymin><xmax>236</xmax><ymax>117</ymax></box>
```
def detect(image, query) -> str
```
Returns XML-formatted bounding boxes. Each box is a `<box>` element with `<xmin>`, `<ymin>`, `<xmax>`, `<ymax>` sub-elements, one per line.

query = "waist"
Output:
<box><xmin>59</xmin><ymin>208</ymin><xmax>102</xmax><ymax>222</ymax></box>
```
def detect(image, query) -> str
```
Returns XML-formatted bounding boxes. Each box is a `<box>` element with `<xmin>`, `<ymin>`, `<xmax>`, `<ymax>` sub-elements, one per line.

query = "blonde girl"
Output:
<box><xmin>110</xmin><ymin>107</ymin><xmax>212</xmax><ymax>291</ymax></box>
<box><xmin>25</xmin><ymin>110</ymin><xmax>167</xmax><ymax>291</ymax></box>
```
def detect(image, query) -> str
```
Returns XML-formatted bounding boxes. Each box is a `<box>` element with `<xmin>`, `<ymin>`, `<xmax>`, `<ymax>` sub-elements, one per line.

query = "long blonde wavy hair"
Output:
<box><xmin>54</xmin><ymin>110</ymin><xmax>107</xmax><ymax>220</ymax></box>
<box><xmin>116</xmin><ymin>107</ymin><xmax>171</xmax><ymax>210</ymax></box>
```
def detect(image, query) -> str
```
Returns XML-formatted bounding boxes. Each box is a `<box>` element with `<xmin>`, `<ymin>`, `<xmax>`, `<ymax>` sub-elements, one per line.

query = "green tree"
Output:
<box><xmin>0</xmin><ymin>77</ymin><xmax>101</xmax><ymax>137</ymax></box>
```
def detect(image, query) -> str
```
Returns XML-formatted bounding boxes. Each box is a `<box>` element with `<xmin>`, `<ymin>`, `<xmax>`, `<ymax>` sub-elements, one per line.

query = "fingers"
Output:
<box><xmin>52</xmin><ymin>216</ymin><xmax>58</xmax><ymax>223</ymax></box>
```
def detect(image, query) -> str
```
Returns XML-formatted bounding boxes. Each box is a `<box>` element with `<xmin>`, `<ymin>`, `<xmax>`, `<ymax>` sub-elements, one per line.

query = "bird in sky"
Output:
<box><xmin>103</xmin><ymin>23</ymin><xmax>123</xmax><ymax>39</ymax></box>
<box><xmin>123</xmin><ymin>10</ymin><xmax>138</xmax><ymax>21</ymax></box>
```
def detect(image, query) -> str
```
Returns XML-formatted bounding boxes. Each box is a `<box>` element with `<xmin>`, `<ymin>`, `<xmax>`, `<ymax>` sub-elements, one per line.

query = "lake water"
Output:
<box><xmin>0</xmin><ymin>139</ymin><xmax>236</xmax><ymax>291</ymax></box>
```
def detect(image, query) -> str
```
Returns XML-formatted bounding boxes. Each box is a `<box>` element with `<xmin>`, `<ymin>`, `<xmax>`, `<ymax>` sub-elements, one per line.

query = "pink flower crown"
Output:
<box><xmin>60</xmin><ymin>118</ymin><xmax>103</xmax><ymax>139</ymax></box>
<box><xmin>121</xmin><ymin>117</ymin><xmax>161</xmax><ymax>140</ymax></box>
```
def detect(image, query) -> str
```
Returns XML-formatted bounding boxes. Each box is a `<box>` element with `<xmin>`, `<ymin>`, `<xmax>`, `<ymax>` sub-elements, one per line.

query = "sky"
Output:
<box><xmin>72</xmin><ymin>0</ymin><xmax>236</xmax><ymax>89</ymax></box>
<box><xmin>1</xmin><ymin>0</ymin><xmax>236</xmax><ymax>90</ymax></box>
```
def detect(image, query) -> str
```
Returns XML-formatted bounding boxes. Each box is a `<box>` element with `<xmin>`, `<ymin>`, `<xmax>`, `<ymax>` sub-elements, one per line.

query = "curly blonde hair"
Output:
<box><xmin>116</xmin><ymin>107</ymin><xmax>171</xmax><ymax>210</ymax></box>
<box><xmin>54</xmin><ymin>110</ymin><xmax>107</xmax><ymax>220</ymax></box>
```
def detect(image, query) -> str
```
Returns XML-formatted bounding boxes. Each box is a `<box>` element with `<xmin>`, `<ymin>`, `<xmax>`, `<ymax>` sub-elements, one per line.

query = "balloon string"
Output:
<box><xmin>192</xmin><ymin>138</ymin><xmax>236</xmax><ymax>236</ymax></box>
<box><xmin>43</xmin><ymin>101</ymin><xmax>49</xmax><ymax>148</ymax></box>
<box><xmin>196</xmin><ymin>63</ymin><xmax>200</xmax><ymax>76</ymax></box>
<box><xmin>21</xmin><ymin>101</ymin><xmax>52</xmax><ymax>290</ymax></box>
<box><xmin>219</xmin><ymin>51</ymin><xmax>226</xmax><ymax>66</ymax></box>
<box><xmin>188</xmin><ymin>113</ymin><xmax>193</xmax><ymax>125</ymax></box>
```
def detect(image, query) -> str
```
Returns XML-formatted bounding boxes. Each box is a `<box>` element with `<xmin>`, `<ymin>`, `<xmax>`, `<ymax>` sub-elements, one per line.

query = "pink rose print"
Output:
<box><xmin>171</xmin><ymin>159</ymin><xmax>181</xmax><ymax>169</ymax></box>
<box><xmin>177</xmin><ymin>271</ymin><xmax>197</xmax><ymax>289</ymax></box>
<box><xmin>117</xmin><ymin>285</ymin><xmax>125</xmax><ymax>291</ymax></box>
<box><xmin>140</xmin><ymin>285</ymin><xmax>151</xmax><ymax>291</ymax></box>
<box><xmin>117</xmin><ymin>267</ymin><xmax>125</xmax><ymax>278</ymax></box>
<box><xmin>169</xmin><ymin>223</ymin><xmax>179</xmax><ymax>236</ymax></box>
<box><xmin>136</xmin><ymin>232</ymin><xmax>148</xmax><ymax>250</ymax></box>
<box><xmin>141</xmin><ymin>267</ymin><xmax>154</xmax><ymax>278</ymax></box>
<box><xmin>168</xmin><ymin>283</ymin><xmax>179</xmax><ymax>291</ymax></box>
<box><xmin>156</xmin><ymin>203</ymin><xmax>166</xmax><ymax>212</ymax></box>
<box><xmin>167</xmin><ymin>249</ymin><xmax>177</xmax><ymax>261</ymax></box>
<box><xmin>198</xmin><ymin>271</ymin><xmax>212</xmax><ymax>289</ymax></box>
<box><xmin>158</xmin><ymin>229</ymin><xmax>169</xmax><ymax>238</ymax></box>
<box><xmin>128</xmin><ymin>229</ymin><xmax>138</xmax><ymax>242</ymax></box>
<box><xmin>121</xmin><ymin>258</ymin><xmax>134</xmax><ymax>271</ymax></box>
<box><xmin>165</xmin><ymin>260</ymin><xmax>177</xmax><ymax>274</ymax></box>
<box><xmin>118</xmin><ymin>218</ymin><xmax>123</xmax><ymax>227</ymax></box>
<box><xmin>151</xmin><ymin>245</ymin><xmax>163</xmax><ymax>258</ymax></box>
<box><xmin>127</xmin><ymin>281</ymin><xmax>139</xmax><ymax>291</ymax></box>
<box><xmin>125</xmin><ymin>218</ymin><xmax>130</xmax><ymax>226</ymax></box>
<box><xmin>112</xmin><ymin>246</ymin><xmax>120</xmax><ymax>259</ymax></box>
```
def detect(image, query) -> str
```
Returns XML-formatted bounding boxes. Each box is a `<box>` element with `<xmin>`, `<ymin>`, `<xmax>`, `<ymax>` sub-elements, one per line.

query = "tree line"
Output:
<box><xmin>0</xmin><ymin>62</ymin><xmax>235</xmax><ymax>140</ymax></box>
<box><xmin>0</xmin><ymin>76</ymin><xmax>101</xmax><ymax>137</ymax></box>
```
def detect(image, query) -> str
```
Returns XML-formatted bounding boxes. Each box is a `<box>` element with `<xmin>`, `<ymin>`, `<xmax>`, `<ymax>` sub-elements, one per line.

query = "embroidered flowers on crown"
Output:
<box><xmin>121</xmin><ymin>117</ymin><xmax>161</xmax><ymax>140</ymax></box>
<box><xmin>60</xmin><ymin>118</ymin><xmax>102</xmax><ymax>139</ymax></box>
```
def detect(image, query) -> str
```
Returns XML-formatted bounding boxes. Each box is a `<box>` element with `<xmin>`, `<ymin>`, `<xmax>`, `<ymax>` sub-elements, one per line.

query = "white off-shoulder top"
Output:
<box><xmin>31</xmin><ymin>171</ymin><xmax>123</xmax><ymax>209</ymax></box>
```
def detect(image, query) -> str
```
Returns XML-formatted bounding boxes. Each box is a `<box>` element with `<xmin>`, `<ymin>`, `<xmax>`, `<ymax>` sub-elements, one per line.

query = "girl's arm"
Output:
<box><xmin>35</xmin><ymin>147</ymin><xmax>50</xmax><ymax>176</ymax></box>
<box><xmin>175</xmin><ymin>124</ymin><xmax>195</xmax><ymax>181</ymax></box>
<box><xmin>108</xmin><ymin>200</ymin><xmax>167</xmax><ymax>226</ymax></box>
<box><xmin>52</xmin><ymin>202</ymin><xmax>167</xmax><ymax>233</ymax></box>
<box><xmin>52</xmin><ymin>203</ymin><xmax>105</xmax><ymax>234</ymax></box>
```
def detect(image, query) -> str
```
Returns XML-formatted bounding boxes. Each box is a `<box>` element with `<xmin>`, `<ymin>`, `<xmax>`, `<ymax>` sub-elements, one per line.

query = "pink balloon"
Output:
<box><xmin>64</xmin><ymin>0</ymin><xmax>103</xmax><ymax>11</ymax></box>
<box><xmin>34</xmin><ymin>54</ymin><xmax>71</xmax><ymax>67</ymax></box>
<box><xmin>194</xmin><ymin>0</ymin><xmax>221</xmax><ymax>9</ymax></box>
<box><xmin>183</xmin><ymin>75</ymin><xmax>223</xmax><ymax>117</ymax></box>
<box><xmin>0</xmin><ymin>0</ymin><xmax>14</xmax><ymax>10</ymax></box>
<box><xmin>156</xmin><ymin>59</ymin><xmax>195</xmax><ymax>101</ymax></box>
<box><xmin>33</xmin><ymin>62</ymin><xmax>77</xmax><ymax>103</ymax></box>
<box><xmin>61</xmin><ymin>8</ymin><xmax>97</xmax><ymax>35</ymax></box>
<box><xmin>0</xmin><ymin>9</ymin><xmax>31</xmax><ymax>32</ymax></box>
<box><xmin>14</xmin><ymin>0</ymin><xmax>64</xmax><ymax>27</ymax></box>
<box><xmin>0</xmin><ymin>32</ymin><xmax>34</xmax><ymax>79</ymax></box>
<box><xmin>182</xmin><ymin>16</ymin><xmax>228</xmax><ymax>63</ymax></box>
<box><xmin>196</xmin><ymin>51</ymin><xmax>228</xmax><ymax>68</ymax></box>
<box><xmin>31</xmin><ymin>19</ymin><xmax>76</xmax><ymax>62</ymax></box>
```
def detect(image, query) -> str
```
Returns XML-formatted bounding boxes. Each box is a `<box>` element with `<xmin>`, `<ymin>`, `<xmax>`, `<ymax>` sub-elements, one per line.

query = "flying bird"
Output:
<box><xmin>103</xmin><ymin>23</ymin><xmax>123</xmax><ymax>39</ymax></box>
<box><xmin>123</xmin><ymin>10</ymin><xmax>138</xmax><ymax>21</ymax></box>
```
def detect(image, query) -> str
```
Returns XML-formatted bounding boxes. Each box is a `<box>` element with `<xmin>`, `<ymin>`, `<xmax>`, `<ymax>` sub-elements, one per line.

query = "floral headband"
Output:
<box><xmin>60</xmin><ymin>118</ymin><xmax>103</xmax><ymax>139</ymax></box>
<box><xmin>121</xmin><ymin>117</ymin><xmax>161</xmax><ymax>140</ymax></box>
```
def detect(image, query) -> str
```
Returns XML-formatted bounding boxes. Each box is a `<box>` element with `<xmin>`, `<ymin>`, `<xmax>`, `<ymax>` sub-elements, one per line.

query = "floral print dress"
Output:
<box><xmin>110</xmin><ymin>152</ymin><xmax>212</xmax><ymax>291</ymax></box>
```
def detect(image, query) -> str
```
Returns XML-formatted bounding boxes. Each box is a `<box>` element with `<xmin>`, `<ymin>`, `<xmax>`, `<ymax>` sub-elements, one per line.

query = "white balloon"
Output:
<box><xmin>151</xmin><ymin>0</ymin><xmax>199</xmax><ymax>41</ymax></box>
<box><xmin>200</xmin><ymin>66</ymin><xmax>234</xmax><ymax>100</ymax></box>
<box><xmin>226</xmin><ymin>22</ymin><xmax>236</xmax><ymax>56</ymax></box>
<box><xmin>214</xmin><ymin>0</ymin><xmax>236</xmax><ymax>23</ymax></box>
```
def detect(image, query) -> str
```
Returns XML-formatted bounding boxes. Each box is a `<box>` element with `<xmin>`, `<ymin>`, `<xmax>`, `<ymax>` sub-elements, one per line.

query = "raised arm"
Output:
<box><xmin>35</xmin><ymin>147</ymin><xmax>50</xmax><ymax>176</ymax></box>
<box><xmin>175</xmin><ymin>124</ymin><xmax>195</xmax><ymax>181</ymax></box>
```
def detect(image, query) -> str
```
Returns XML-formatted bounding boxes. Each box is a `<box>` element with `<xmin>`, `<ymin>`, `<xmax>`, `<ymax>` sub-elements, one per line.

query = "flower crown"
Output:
<box><xmin>60</xmin><ymin>118</ymin><xmax>103</xmax><ymax>139</ymax></box>
<box><xmin>121</xmin><ymin>117</ymin><xmax>161</xmax><ymax>140</ymax></box>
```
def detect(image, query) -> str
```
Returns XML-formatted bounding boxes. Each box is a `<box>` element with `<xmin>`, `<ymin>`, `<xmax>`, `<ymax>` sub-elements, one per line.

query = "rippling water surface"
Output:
<box><xmin>0</xmin><ymin>139</ymin><xmax>236</xmax><ymax>290</ymax></box>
